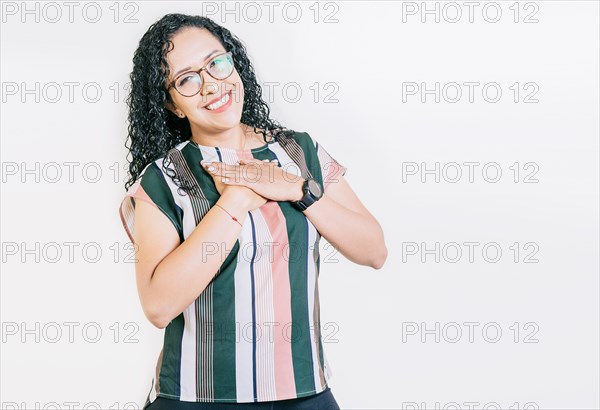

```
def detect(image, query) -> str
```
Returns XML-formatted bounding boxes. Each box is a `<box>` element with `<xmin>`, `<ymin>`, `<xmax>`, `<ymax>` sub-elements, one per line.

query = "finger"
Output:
<box><xmin>204</xmin><ymin>162</ymin><xmax>233</xmax><ymax>177</ymax></box>
<box><xmin>238</xmin><ymin>158</ymin><xmax>263</xmax><ymax>165</ymax></box>
<box><xmin>203</xmin><ymin>163</ymin><xmax>221</xmax><ymax>175</ymax></box>
<box><xmin>221</xmin><ymin>175</ymin><xmax>245</xmax><ymax>186</ymax></box>
<box><xmin>240</xmin><ymin>158</ymin><xmax>279</xmax><ymax>165</ymax></box>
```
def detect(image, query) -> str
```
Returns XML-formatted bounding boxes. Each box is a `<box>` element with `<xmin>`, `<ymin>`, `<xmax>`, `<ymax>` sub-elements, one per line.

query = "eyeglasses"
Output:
<box><xmin>167</xmin><ymin>51</ymin><xmax>235</xmax><ymax>97</ymax></box>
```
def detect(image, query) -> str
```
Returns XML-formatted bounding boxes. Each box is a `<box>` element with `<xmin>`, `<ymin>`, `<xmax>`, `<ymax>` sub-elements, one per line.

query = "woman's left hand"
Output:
<box><xmin>202</xmin><ymin>158</ymin><xmax>304</xmax><ymax>202</ymax></box>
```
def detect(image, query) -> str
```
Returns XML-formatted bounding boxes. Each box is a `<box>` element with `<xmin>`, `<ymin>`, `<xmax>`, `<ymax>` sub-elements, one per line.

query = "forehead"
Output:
<box><xmin>166</xmin><ymin>27</ymin><xmax>224</xmax><ymax>71</ymax></box>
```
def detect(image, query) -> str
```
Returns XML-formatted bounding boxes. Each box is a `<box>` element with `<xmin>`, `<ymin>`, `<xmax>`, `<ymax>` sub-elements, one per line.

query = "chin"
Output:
<box><xmin>198</xmin><ymin>112</ymin><xmax>243</xmax><ymax>130</ymax></box>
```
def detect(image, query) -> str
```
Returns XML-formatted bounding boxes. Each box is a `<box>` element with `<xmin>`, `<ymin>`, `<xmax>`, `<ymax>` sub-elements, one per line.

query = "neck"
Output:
<box><xmin>190</xmin><ymin>123</ymin><xmax>248</xmax><ymax>150</ymax></box>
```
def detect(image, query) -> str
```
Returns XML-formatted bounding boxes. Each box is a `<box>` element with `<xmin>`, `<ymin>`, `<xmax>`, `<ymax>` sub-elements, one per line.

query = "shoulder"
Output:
<box><xmin>136</xmin><ymin>141</ymin><xmax>190</xmax><ymax>188</ymax></box>
<box><xmin>276</xmin><ymin>129</ymin><xmax>318</xmax><ymax>150</ymax></box>
<box><xmin>138</xmin><ymin>158</ymin><xmax>168</xmax><ymax>188</ymax></box>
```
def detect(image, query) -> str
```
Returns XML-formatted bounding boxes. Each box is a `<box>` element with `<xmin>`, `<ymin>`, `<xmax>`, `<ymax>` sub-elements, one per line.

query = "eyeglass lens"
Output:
<box><xmin>175</xmin><ymin>53</ymin><xmax>234</xmax><ymax>96</ymax></box>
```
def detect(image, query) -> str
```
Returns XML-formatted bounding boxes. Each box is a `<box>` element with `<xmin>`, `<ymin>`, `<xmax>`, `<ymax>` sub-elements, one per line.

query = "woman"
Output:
<box><xmin>118</xmin><ymin>13</ymin><xmax>387</xmax><ymax>410</ymax></box>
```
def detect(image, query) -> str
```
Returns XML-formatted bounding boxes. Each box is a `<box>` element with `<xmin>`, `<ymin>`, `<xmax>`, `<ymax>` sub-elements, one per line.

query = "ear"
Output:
<box><xmin>165</xmin><ymin>99</ymin><xmax>185</xmax><ymax>118</ymax></box>
<box><xmin>164</xmin><ymin>99</ymin><xmax>176</xmax><ymax>114</ymax></box>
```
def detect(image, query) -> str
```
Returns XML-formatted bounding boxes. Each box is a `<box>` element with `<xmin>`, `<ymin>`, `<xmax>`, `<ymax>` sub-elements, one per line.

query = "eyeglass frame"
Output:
<box><xmin>166</xmin><ymin>51</ymin><xmax>235</xmax><ymax>97</ymax></box>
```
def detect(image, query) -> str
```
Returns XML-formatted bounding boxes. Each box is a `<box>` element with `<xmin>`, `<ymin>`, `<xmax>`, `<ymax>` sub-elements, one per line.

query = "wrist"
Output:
<box><xmin>289</xmin><ymin>177</ymin><xmax>323</xmax><ymax>211</ymax></box>
<box><xmin>219</xmin><ymin>189</ymin><xmax>251</xmax><ymax>216</ymax></box>
<box><xmin>290</xmin><ymin>178</ymin><xmax>306</xmax><ymax>202</ymax></box>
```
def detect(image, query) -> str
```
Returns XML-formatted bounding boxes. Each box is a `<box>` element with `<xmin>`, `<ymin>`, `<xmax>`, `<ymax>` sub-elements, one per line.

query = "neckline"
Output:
<box><xmin>187</xmin><ymin>137</ymin><xmax>271</xmax><ymax>154</ymax></box>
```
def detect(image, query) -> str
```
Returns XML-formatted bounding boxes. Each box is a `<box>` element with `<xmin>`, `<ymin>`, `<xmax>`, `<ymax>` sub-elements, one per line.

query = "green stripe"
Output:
<box><xmin>141</xmin><ymin>162</ymin><xmax>184</xmax><ymax>242</ymax></box>
<box><xmin>181</xmin><ymin>144</ymin><xmax>221</xmax><ymax>203</ymax></box>
<box><xmin>280</xmin><ymin>202</ymin><xmax>315</xmax><ymax>394</ymax></box>
<box><xmin>295</xmin><ymin>131</ymin><xmax>325</xmax><ymax>189</ymax></box>
<box><xmin>160</xmin><ymin>313</ymin><xmax>185</xmax><ymax>398</ymax></box>
<box><xmin>278</xmin><ymin>132</ymin><xmax>325</xmax><ymax>394</ymax></box>
<box><xmin>212</xmin><ymin>242</ymin><xmax>240</xmax><ymax>400</ymax></box>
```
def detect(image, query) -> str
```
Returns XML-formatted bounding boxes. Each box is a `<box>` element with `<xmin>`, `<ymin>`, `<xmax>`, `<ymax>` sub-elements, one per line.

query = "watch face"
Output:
<box><xmin>308</xmin><ymin>179</ymin><xmax>323</xmax><ymax>197</ymax></box>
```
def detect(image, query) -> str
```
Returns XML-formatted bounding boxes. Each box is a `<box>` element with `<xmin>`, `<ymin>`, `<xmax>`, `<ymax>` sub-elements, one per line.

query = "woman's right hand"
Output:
<box><xmin>224</xmin><ymin>185</ymin><xmax>268</xmax><ymax>212</ymax></box>
<box><xmin>203</xmin><ymin>162</ymin><xmax>267</xmax><ymax>212</ymax></box>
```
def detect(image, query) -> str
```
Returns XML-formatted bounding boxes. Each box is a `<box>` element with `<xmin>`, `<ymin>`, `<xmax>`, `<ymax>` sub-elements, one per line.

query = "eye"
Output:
<box><xmin>209</xmin><ymin>54</ymin><xmax>230</xmax><ymax>70</ymax></box>
<box><xmin>176</xmin><ymin>74</ymin><xmax>195</xmax><ymax>87</ymax></box>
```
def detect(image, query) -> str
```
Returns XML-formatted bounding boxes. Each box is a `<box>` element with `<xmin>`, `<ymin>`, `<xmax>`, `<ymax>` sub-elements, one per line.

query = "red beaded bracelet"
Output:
<box><xmin>214</xmin><ymin>203</ymin><xmax>243</xmax><ymax>227</ymax></box>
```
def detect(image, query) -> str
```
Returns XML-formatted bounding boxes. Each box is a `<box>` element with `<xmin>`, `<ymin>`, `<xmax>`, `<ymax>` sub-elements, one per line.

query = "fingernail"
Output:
<box><xmin>208</xmin><ymin>166</ymin><xmax>216</xmax><ymax>172</ymax></box>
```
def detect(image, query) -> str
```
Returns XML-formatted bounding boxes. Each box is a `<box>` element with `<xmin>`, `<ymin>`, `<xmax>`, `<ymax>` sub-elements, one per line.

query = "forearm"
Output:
<box><xmin>148</xmin><ymin>192</ymin><xmax>247</xmax><ymax>328</ymax></box>
<box><xmin>302</xmin><ymin>191</ymin><xmax>387</xmax><ymax>269</ymax></box>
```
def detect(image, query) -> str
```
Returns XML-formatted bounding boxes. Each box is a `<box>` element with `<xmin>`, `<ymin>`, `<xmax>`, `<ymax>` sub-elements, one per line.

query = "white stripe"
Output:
<box><xmin>250</xmin><ymin>210</ymin><xmax>277</xmax><ymax>401</ymax></box>
<box><xmin>306</xmin><ymin>220</ymin><xmax>323</xmax><ymax>391</ymax></box>
<box><xmin>180</xmin><ymin>303</ymin><xmax>197</xmax><ymax>400</ymax></box>
<box><xmin>235</xmin><ymin>215</ymin><xmax>255</xmax><ymax>402</ymax></box>
<box><xmin>149</xmin><ymin>376</ymin><xmax>157</xmax><ymax>403</ymax></box>
<box><xmin>324</xmin><ymin>350</ymin><xmax>333</xmax><ymax>382</ymax></box>
<box><xmin>197</xmin><ymin>145</ymin><xmax>221</xmax><ymax>163</ymax></box>
<box><xmin>267</xmin><ymin>143</ymin><xmax>303</xmax><ymax>178</ymax></box>
<box><xmin>218</xmin><ymin>147</ymin><xmax>240</xmax><ymax>165</ymax></box>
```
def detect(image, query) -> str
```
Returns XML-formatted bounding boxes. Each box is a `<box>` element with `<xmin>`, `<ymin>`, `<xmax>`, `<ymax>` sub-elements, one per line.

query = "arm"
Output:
<box><xmin>294</xmin><ymin>175</ymin><xmax>388</xmax><ymax>269</ymax></box>
<box><xmin>206</xmin><ymin>158</ymin><xmax>387</xmax><ymax>269</ymax></box>
<box><xmin>133</xmin><ymin>189</ymin><xmax>249</xmax><ymax>329</ymax></box>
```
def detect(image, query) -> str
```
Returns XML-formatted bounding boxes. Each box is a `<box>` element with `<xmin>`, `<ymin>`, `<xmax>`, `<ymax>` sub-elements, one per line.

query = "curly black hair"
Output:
<box><xmin>123</xmin><ymin>13</ymin><xmax>294</xmax><ymax>195</ymax></box>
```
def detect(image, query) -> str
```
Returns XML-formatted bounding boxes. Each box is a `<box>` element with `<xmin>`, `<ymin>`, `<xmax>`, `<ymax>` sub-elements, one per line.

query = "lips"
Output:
<box><xmin>204</xmin><ymin>90</ymin><xmax>232</xmax><ymax>109</ymax></box>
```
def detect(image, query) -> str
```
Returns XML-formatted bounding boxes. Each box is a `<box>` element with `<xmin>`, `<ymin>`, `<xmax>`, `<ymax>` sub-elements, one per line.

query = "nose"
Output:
<box><xmin>200</xmin><ymin>72</ymin><xmax>220</xmax><ymax>97</ymax></box>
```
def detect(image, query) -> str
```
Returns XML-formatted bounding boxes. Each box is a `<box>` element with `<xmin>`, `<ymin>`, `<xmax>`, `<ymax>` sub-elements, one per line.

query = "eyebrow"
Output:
<box><xmin>172</xmin><ymin>49</ymin><xmax>223</xmax><ymax>79</ymax></box>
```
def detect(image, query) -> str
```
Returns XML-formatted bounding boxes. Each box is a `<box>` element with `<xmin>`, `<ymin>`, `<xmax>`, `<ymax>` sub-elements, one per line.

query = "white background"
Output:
<box><xmin>1</xmin><ymin>1</ymin><xmax>598</xmax><ymax>409</ymax></box>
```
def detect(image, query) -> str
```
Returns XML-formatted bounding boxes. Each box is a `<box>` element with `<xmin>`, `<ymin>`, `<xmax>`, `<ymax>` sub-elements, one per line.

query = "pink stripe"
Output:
<box><xmin>119</xmin><ymin>185</ymin><xmax>156</xmax><ymax>245</ymax></box>
<box><xmin>237</xmin><ymin>151</ymin><xmax>254</xmax><ymax>161</ymax></box>
<box><xmin>261</xmin><ymin>202</ymin><xmax>296</xmax><ymax>397</ymax></box>
<box><xmin>132</xmin><ymin>185</ymin><xmax>155</xmax><ymax>206</ymax></box>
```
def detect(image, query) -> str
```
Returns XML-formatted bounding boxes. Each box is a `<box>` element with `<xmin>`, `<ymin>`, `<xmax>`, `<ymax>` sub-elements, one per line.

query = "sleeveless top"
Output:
<box><xmin>118</xmin><ymin>130</ymin><xmax>347</xmax><ymax>404</ymax></box>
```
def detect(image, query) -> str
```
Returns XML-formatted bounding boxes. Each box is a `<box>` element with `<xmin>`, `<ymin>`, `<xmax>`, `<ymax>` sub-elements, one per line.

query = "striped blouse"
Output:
<box><xmin>118</xmin><ymin>130</ymin><xmax>347</xmax><ymax>404</ymax></box>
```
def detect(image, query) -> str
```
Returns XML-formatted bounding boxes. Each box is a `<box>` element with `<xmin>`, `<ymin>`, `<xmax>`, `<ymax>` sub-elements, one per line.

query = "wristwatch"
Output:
<box><xmin>291</xmin><ymin>177</ymin><xmax>323</xmax><ymax>211</ymax></box>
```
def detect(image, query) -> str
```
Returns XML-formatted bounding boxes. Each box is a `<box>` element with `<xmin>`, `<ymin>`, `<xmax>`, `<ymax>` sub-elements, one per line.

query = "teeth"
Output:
<box><xmin>206</xmin><ymin>92</ymin><xmax>230</xmax><ymax>110</ymax></box>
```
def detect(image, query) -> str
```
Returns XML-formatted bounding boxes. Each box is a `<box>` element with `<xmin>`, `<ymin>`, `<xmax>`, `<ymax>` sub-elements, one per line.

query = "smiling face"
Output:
<box><xmin>164</xmin><ymin>27</ymin><xmax>245</xmax><ymax>135</ymax></box>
